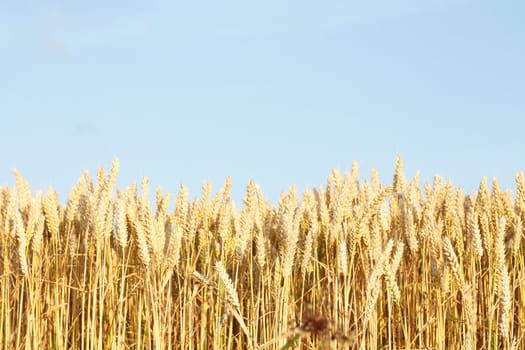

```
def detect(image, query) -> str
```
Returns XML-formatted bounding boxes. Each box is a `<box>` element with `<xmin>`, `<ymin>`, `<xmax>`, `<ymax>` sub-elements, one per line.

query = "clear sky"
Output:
<box><xmin>1</xmin><ymin>0</ymin><xmax>524</xmax><ymax>203</ymax></box>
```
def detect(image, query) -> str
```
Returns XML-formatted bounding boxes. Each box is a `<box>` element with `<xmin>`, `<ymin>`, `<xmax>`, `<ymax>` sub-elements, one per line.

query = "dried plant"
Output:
<box><xmin>1</xmin><ymin>157</ymin><xmax>524</xmax><ymax>350</ymax></box>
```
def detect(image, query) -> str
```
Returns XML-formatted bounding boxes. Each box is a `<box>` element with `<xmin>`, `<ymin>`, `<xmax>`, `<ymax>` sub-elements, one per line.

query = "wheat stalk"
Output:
<box><xmin>495</xmin><ymin>217</ymin><xmax>512</xmax><ymax>342</ymax></box>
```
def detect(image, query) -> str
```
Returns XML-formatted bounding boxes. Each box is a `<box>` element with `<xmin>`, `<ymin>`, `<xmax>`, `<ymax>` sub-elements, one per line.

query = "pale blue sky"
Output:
<box><xmin>1</xmin><ymin>0</ymin><xmax>524</xmax><ymax>203</ymax></box>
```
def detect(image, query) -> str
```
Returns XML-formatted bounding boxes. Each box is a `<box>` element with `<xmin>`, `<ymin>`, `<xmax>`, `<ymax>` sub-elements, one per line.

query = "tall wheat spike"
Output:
<box><xmin>43</xmin><ymin>188</ymin><xmax>60</xmax><ymax>239</ymax></box>
<box><xmin>14</xmin><ymin>210</ymin><xmax>29</xmax><ymax>277</ymax></box>
<box><xmin>13</xmin><ymin>169</ymin><xmax>31</xmax><ymax>216</ymax></box>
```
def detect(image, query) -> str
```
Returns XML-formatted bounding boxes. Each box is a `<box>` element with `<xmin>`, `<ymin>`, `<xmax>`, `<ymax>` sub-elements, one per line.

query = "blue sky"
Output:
<box><xmin>1</xmin><ymin>0</ymin><xmax>524</xmax><ymax>203</ymax></box>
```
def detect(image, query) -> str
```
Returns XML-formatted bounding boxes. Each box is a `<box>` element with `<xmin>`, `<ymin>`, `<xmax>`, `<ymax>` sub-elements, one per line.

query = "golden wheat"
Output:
<box><xmin>2</xmin><ymin>157</ymin><xmax>525</xmax><ymax>349</ymax></box>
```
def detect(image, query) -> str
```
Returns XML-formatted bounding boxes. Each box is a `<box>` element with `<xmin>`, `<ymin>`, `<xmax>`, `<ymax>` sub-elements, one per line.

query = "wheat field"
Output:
<box><xmin>1</xmin><ymin>157</ymin><xmax>524</xmax><ymax>349</ymax></box>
